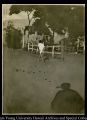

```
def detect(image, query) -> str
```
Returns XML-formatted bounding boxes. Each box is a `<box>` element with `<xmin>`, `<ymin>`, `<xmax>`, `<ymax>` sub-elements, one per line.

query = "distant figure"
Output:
<box><xmin>38</xmin><ymin>40</ymin><xmax>45</xmax><ymax>61</ymax></box>
<box><xmin>83</xmin><ymin>41</ymin><xmax>85</xmax><ymax>52</ymax></box>
<box><xmin>51</xmin><ymin>83</ymin><xmax>84</xmax><ymax>113</ymax></box>
<box><xmin>76</xmin><ymin>37</ymin><xmax>80</xmax><ymax>54</ymax></box>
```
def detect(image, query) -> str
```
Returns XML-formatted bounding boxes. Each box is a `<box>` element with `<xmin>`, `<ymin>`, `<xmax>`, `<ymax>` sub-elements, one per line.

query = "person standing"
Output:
<box><xmin>51</xmin><ymin>83</ymin><xmax>84</xmax><ymax>113</ymax></box>
<box><xmin>38</xmin><ymin>40</ymin><xmax>45</xmax><ymax>61</ymax></box>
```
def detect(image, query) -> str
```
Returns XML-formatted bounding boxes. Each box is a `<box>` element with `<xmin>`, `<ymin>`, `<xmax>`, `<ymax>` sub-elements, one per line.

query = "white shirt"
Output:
<box><xmin>38</xmin><ymin>43</ymin><xmax>45</xmax><ymax>54</ymax></box>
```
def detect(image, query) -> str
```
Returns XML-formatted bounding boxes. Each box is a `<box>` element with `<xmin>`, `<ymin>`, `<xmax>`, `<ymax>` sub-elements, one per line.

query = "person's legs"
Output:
<box><xmin>38</xmin><ymin>47</ymin><xmax>44</xmax><ymax>61</ymax></box>
<box><xmin>39</xmin><ymin>51</ymin><xmax>44</xmax><ymax>61</ymax></box>
<box><xmin>40</xmin><ymin>52</ymin><xmax>44</xmax><ymax>61</ymax></box>
<box><xmin>39</xmin><ymin>52</ymin><xmax>41</xmax><ymax>61</ymax></box>
<box><xmin>39</xmin><ymin>51</ymin><xmax>43</xmax><ymax>61</ymax></box>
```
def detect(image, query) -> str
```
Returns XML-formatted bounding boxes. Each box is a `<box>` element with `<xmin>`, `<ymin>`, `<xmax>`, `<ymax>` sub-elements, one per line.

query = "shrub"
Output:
<box><xmin>5</xmin><ymin>22</ymin><xmax>22</xmax><ymax>49</ymax></box>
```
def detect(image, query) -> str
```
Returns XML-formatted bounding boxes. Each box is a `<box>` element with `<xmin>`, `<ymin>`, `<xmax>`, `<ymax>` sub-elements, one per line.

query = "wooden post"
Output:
<box><xmin>52</xmin><ymin>46</ymin><xmax>54</xmax><ymax>58</ymax></box>
<box><xmin>22</xmin><ymin>28</ymin><xmax>25</xmax><ymax>49</ymax></box>
<box><xmin>61</xmin><ymin>40</ymin><xmax>64</xmax><ymax>60</ymax></box>
<box><xmin>28</xmin><ymin>42</ymin><xmax>29</xmax><ymax>51</ymax></box>
<box><xmin>32</xmin><ymin>43</ymin><xmax>33</xmax><ymax>52</ymax></box>
<box><xmin>23</xmin><ymin>36</ymin><xmax>24</xmax><ymax>48</ymax></box>
<box><xmin>76</xmin><ymin>37</ymin><xmax>80</xmax><ymax>54</ymax></box>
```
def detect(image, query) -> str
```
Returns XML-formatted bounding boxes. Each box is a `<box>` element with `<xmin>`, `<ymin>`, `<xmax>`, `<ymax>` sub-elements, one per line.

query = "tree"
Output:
<box><xmin>31</xmin><ymin>18</ymin><xmax>51</xmax><ymax>35</ymax></box>
<box><xmin>9</xmin><ymin>5</ymin><xmax>85</xmax><ymax>43</ymax></box>
<box><xmin>43</xmin><ymin>5</ymin><xmax>85</xmax><ymax>38</ymax></box>
<box><xmin>9</xmin><ymin>5</ymin><xmax>42</xmax><ymax>39</ymax></box>
<box><xmin>5</xmin><ymin>21</ymin><xmax>22</xmax><ymax>49</ymax></box>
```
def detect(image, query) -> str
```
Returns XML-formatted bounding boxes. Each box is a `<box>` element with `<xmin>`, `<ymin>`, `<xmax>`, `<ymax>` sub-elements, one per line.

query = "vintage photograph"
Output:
<box><xmin>2</xmin><ymin>4</ymin><xmax>85</xmax><ymax>114</ymax></box>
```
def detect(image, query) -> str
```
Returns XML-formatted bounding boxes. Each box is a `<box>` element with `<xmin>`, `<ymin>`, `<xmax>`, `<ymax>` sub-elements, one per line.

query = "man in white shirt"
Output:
<box><xmin>38</xmin><ymin>40</ymin><xmax>45</xmax><ymax>61</ymax></box>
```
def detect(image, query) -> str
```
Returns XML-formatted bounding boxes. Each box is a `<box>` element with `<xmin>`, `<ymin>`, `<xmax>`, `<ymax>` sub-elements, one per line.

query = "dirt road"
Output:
<box><xmin>3</xmin><ymin>48</ymin><xmax>85</xmax><ymax>114</ymax></box>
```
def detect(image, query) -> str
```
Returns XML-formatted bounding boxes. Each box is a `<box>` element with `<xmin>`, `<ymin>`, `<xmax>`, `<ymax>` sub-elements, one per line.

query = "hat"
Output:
<box><xmin>56</xmin><ymin>83</ymin><xmax>71</xmax><ymax>90</ymax></box>
<box><xmin>61</xmin><ymin>83</ymin><xmax>71</xmax><ymax>89</ymax></box>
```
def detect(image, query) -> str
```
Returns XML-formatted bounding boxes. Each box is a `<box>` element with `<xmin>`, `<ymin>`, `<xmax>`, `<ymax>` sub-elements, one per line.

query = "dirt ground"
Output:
<box><xmin>3</xmin><ymin>47</ymin><xmax>85</xmax><ymax>114</ymax></box>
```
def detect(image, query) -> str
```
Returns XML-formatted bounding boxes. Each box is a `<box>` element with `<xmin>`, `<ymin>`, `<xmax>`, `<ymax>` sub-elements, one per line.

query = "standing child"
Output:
<box><xmin>38</xmin><ymin>40</ymin><xmax>45</xmax><ymax>61</ymax></box>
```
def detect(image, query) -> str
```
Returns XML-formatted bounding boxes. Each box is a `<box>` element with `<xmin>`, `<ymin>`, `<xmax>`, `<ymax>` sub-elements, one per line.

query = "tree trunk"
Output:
<box><xmin>22</xmin><ymin>28</ymin><xmax>25</xmax><ymax>48</ymax></box>
<box><xmin>27</xmin><ymin>11</ymin><xmax>30</xmax><ymax>41</ymax></box>
<box><xmin>53</xmin><ymin>30</ymin><xmax>54</xmax><ymax>44</ymax></box>
<box><xmin>28</xmin><ymin>15</ymin><xmax>30</xmax><ymax>39</ymax></box>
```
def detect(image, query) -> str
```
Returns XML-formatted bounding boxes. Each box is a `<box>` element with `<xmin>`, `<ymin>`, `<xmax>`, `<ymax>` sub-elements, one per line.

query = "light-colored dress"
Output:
<box><xmin>38</xmin><ymin>43</ymin><xmax>45</xmax><ymax>54</ymax></box>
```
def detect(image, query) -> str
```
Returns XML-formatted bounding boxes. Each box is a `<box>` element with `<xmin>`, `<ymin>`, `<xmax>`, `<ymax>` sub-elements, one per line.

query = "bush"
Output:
<box><xmin>5</xmin><ymin>23</ymin><xmax>22</xmax><ymax>49</ymax></box>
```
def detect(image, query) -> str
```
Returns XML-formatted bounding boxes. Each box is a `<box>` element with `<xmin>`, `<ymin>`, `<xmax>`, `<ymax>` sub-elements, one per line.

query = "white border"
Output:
<box><xmin>2</xmin><ymin>4</ymin><xmax>3</xmax><ymax>115</ymax></box>
<box><xmin>2</xmin><ymin>4</ymin><xmax>85</xmax><ymax>115</ymax></box>
<box><xmin>2</xmin><ymin>4</ymin><xmax>85</xmax><ymax>5</ymax></box>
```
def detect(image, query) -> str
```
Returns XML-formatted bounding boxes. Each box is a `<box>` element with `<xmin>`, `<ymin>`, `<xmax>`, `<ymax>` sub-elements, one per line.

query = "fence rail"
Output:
<box><xmin>27</xmin><ymin>42</ymin><xmax>64</xmax><ymax>59</ymax></box>
<box><xmin>24</xmin><ymin>42</ymin><xmax>84</xmax><ymax>56</ymax></box>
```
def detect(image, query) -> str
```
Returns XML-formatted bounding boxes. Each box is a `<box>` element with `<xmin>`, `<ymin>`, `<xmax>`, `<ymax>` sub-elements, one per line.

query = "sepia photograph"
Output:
<box><xmin>2</xmin><ymin>4</ymin><xmax>85</xmax><ymax>115</ymax></box>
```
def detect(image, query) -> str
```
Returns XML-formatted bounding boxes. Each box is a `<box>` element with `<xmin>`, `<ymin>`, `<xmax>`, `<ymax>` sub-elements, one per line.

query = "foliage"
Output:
<box><xmin>44</xmin><ymin>5</ymin><xmax>84</xmax><ymax>37</ymax></box>
<box><xmin>31</xmin><ymin>18</ymin><xmax>51</xmax><ymax>35</ymax></box>
<box><xmin>9</xmin><ymin>5</ymin><xmax>44</xmax><ymax>38</ymax></box>
<box><xmin>9</xmin><ymin>5</ymin><xmax>85</xmax><ymax>38</ymax></box>
<box><xmin>5</xmin><ymin>21</ymin><xmax>22</xmax><ymax>49</ymax></box>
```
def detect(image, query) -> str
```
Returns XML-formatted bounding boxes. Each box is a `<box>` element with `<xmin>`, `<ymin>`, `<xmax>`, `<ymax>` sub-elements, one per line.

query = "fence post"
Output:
<box><xmin>52</xmin><ymin>46</ymin><xmax>54</xmax><ymax>58</ymax></box>
<box><xmin>32</xmin><ymin>43</ymin><xmax>33</xmax><ymax>52</ymax></box>
<box><xmin>22</xmin><ymin>33</ymin><xmax>25</xmax><ymax>49</ymax></box>
<box><xmin>61</xmin><ymin>40</ymin><xmax>64</xmax><ymax>60</ymax></box>
<box><xmin>28</xmin><ymin>42</ymin><xmax>29</xmax><ymax>51</ymax></box>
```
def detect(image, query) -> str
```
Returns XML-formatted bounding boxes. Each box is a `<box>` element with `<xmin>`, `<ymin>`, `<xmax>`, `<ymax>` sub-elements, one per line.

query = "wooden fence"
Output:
<box><xmin>24</xmin><ymin>41</ymin><xmax>84</xmax><ymax>58</ymax></box>
<box><xmin>27</xmin><ymin>42</ymin><xmax>64</xmax><ymax>59</ymax></box>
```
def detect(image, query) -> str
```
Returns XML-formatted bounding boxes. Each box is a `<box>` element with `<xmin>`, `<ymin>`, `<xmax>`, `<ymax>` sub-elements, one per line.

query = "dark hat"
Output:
<box><xmin>51</xmin><ymin>82</ymin><xmax>84</xmax><ymax>113</ymax></box>
<box><xmin>61</xmin><ymin>83</ymin><xmax>71</xmax><ymax>89</ymax></box>
<box><xmin>56</xmin><ymin>83</ymin><xmax>71</xmax><ymax>89</ymax></box>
